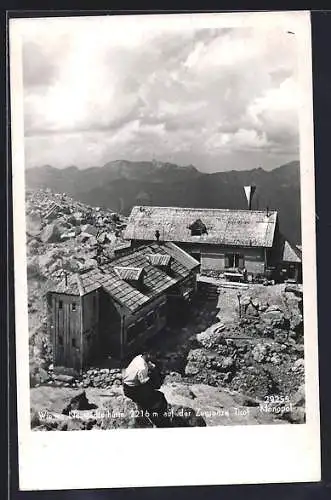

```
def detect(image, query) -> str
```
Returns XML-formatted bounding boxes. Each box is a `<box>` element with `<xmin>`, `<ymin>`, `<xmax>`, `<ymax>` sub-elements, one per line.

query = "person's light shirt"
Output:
<box><xmin>123</xmin><ymin>355</ymin><xmax>151</xmax><ymax>387</ymax></box>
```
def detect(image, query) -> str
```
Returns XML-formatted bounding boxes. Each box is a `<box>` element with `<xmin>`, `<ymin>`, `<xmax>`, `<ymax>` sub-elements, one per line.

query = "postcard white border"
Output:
<box><xmin>10</xmin><ymin>11</ymin><xmax>320</xmax><ymax>490</ymax></box>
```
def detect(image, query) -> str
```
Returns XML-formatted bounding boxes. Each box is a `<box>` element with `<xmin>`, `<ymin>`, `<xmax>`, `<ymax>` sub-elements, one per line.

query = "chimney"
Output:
<box><xmin>244</xmin><ymin>185</ymin><xmax>256</xmax><ymax>210</ymax></box>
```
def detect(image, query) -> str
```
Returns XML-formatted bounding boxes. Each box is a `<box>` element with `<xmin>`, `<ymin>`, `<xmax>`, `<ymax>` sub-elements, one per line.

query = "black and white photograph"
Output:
<box><xmin>9</xmin><ymin>11</ymin><xmax>320</xmax><ymax>490</ymax></box>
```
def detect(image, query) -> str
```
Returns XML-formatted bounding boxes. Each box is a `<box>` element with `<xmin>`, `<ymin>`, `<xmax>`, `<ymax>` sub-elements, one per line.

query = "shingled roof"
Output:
<box><xmin>48</xmin><ymin>241</ymin><xmax>199</xmax><ymax>312</ymax></box>
<box><xmin>124</xmin><ymin>206</ymin><xmax>278</xmax><ymax>248</ymax></box>
<box><xmin>282</xmin><ymin>239</ymin><xmax>302</xmax><ymax>263</ymax></box>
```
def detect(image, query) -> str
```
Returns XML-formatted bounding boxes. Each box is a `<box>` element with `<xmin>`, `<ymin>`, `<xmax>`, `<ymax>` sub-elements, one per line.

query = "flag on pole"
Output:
<box><xmin>244</xmin><ymin>185</ymin><xmax>256</xmax><ymax>210</ymax></box>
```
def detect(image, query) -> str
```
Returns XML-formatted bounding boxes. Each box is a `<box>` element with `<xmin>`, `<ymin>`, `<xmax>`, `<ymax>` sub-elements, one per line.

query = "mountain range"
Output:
<box><xmin>25</xmin><ymin>160</ymin><xmax>302</xmax><ymax>243</ymax></box>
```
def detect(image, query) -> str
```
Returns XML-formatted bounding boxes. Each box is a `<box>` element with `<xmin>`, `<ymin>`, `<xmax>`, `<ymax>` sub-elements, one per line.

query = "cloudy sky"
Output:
<box><xmin>20</xmin><ymin>15</ymin><xmax>300</xmax><ymax>172</ymax></box>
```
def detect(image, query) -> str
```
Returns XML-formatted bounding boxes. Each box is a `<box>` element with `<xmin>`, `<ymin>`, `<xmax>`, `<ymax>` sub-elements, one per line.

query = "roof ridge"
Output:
<box><xmin>75</xmin><ymin>274</ymin><xmax>85</xmax><ymax>296</ymax></box>
<box><xmin>132</xmin><ymin>205</ymin><xmax>278</xmax><ymax>214</ymax></box>
<box><xmin>113</xmin><ymin>264</ymin><xmax>145</xmax><ymax>270</ymax></box>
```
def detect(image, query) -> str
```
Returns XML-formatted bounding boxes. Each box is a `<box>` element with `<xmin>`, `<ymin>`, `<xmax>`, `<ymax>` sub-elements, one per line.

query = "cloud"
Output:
<box><xmin>20</xmin><ymin>16</ymin><xmax>300</xmax><ymax>171</ymax></box>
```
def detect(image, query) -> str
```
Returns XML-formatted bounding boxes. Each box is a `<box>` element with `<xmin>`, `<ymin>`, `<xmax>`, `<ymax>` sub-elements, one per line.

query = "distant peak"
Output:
<box><xmin>65</xmin><ymin>165</ymin><xmax>79</xmax><ymax>171</ymax></box>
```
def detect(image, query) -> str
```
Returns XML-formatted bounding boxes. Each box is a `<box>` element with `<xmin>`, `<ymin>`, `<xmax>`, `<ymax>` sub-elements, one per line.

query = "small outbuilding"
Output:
<box><xmin>276</xmin><ymin>235</ymin><xmax>302</xmax><ymax>283</ymax></box>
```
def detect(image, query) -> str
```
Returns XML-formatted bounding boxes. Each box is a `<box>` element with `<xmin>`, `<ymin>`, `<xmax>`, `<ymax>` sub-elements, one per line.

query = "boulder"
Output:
<box><xmin>26</xmin><ymin>214</ymin><xmax>42</xmax><ymax>237</ymax></box>
<box><xmin>169</xmin><ymin>405</ymin><xmax>206</xmax><ymax>427</ymax></box>
<box><xmin>270</xmin><ymin>353</ymin><xmax>281</xmax><ymax>365</ymax></box>
<box><xmin>41</xmin><ymin>223</ymin><xmax>61</xmax><ymax>243</ymax></box>
<box><xmin>62</xmin><ymin>391</ymin><xmax>98</xmax><ymax>415</ymax></box>
<box><xmin>281</xmin><ymin>407</ymin><xmax>305</xmax><ymax>424</ymax></box>
<box><xmin>184</xmin><ymin>348</ymin><xmax>215</xmax><ymax>376</ymax></box>
<box><xmin>184</xmin><ymin>348</ymin><xmax>237</xmax><ymax>380</ymax></box>
<box><xmin>292</xmin><ymin>384</ymin><xmax>305</xmax><ymax>407</ymax></box>
<box><xmin>185</xmin><ymin>361</ymin><xmax>201</xmax><ymax>376</ymax></box>
<box><xmin>30</xmin><ymin>410</ymin><xmax>41</xmax><ymax>428</ymax></box>
<box><xmin>83</xmin><ymin>258</ymin><xmax>98</xmax><ymax>269</ymax></box>
<box><xmin>261</xmin><ymin>309</ymin><xmax>288</xmax><ymax>329</ymax></box>
<box><xmin>230</xmin><ymin>366</ymin><xmax>277</xmax><ymax>400</ymax></box>
<box><xmin>214</xmin><ymin>356</ymin><xmax>235</xmax><ymax>372</ymax></box>
<box><xmin>290</xmin><ymin>312</ymin><xmax>303</xmax><ymax>335</ymax></box>
<box><xmin>30</xmin><ymin>366</ymin><xmax>49</xmax><ymax>387</ymax></box>
<box><xmin>163</xmin><ymin>372</ymin><xmax>183</xmax><ymax>384</ymax></box>
<box><xmin>27</xmin><ymin>256</ymin><xmax>41</xmax><ymax>278</ymax></box>
<box><xmin>170</xmin><ymin>386</ymin><xmax>196</xmax><ymax>400</ymax></box>
<box><xmin>27</xmin><ymin>239</ymin><xmax>40</xmax><ymax>255</ymax></box>
<box><xmin>278</xmin><ymin>384</ymin><xmax>305</xmax><ymax>424</ymax></box>
<box><xmin>285</xmin><ymin>285</ymin><xmax>303</xmax><ymax>297</ymax></box>
<box><xmin>266</xmin><ymin>305</ymin><xmax>282</xmax><ymax>313</ymax></box>
<box><xmin>258</xmin><ymin>300</ymin><xmax>270</xmax><ymax>312</ymax></box>
<box><xmin>196</xmin><ymin>323</ymin><xmax>225</xmax><ymax>349</ymax></box>
<box><xmin>38</xmin><ymin>249</ymin><xmax>60</xmax><ymax>270</ymax></box>
<box><xmin>292</xmin><ymin>358</ymin><xmax>304</xmax><ymax>373</ymax></box>
<box><xmin>252</xmin><ymin>344</ymin><xmax>268</xmax><ymax>363</ymax></box>
<box><xmin>53</xmin><ymin>373</ymin><xmax>75</xmax><ymax>384</ymax></box>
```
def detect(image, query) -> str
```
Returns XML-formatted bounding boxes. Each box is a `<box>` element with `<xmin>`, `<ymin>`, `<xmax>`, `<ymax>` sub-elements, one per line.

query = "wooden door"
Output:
<box><xmin>288</xmin><ymin>264</ymin><xmax>297</xmax><ymax>280</ymax></box>
<box><xmin>54</xmin><ymin>296</ymin><xmax>81</xmax><ymax>370</ymax></box>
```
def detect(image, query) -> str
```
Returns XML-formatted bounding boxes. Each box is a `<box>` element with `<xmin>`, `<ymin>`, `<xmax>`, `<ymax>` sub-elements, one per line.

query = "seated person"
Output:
<box><xmin>122</xmin><ymin>352</ymin><xmax>166</xmax><ymax>413</ymax></box>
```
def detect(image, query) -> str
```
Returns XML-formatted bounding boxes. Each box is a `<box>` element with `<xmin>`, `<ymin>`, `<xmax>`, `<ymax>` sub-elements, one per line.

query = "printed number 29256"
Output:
<box><xmin>265</xmin><ymin>395</ymin><xmax>290</xmax><ymax>403</ymax></box>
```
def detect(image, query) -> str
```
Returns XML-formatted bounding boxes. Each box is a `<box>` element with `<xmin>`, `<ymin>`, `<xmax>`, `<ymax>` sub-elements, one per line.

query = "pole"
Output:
<box><xmin>237</xmin><ymin>292</ymin><xmax>242</xmax><ymax>319</ymax></box>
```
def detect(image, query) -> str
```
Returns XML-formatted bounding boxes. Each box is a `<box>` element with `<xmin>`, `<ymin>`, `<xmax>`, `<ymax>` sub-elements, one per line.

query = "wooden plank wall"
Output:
<box><xmin>82</xmin><ymin>291</ymin><xmax>99</xmax><ymax>366</ymax></box>
<box><xmin>198</xmin><ymin>245</ymin><xmax>265</xmax><ymax>274</ymax></box>
<box><xmin>123</xmin><ymin>296</ymin><xmax>167</xmax><ymax>357</ymax></box>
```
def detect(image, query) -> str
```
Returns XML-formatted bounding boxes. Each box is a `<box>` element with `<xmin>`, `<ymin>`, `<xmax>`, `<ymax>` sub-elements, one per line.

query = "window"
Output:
<box><xmin>127</xmin><ymin>324</ymin><xmax>137</xmax><ymax>343</ymax></box>
<box><xmin>189</xmin><ymin>219</ymin><xmax>207</xmax><ymax>237</ymax></box>
<box><xmin>191</xmin><ymin>252</ymin><xmax>201</xmax><ymax>262</ymax></box>
<box><xmin>159</xmin><ymin>304</ymin><xmax>167</xmax><ymax>317</ymax></box>
<box><xmin>71</xmin><ymin>303</ymin><xmax>76</xmax><ymax>311</ymax></box>
<box><xmin>59</xmin><ymin>301</ymin><xmax>63</xmax><ymax>310</ymax></box>
<box><xmin>58</xmin><ymin>335</ymin><xmax>63</xmax><ymax>346</ymax></box>
<box><xmin>225</xmin><ymin>253</ymin><xmax>244</xmax><ymax>269</ymax></box>
<box><xmin>136</xmin><ymin>319</ymin><xmax>145</xmax><ymax>333</ymax></box>
<box><xmin>127</xmin><ymin>319</ymin><xmax>146</xmax><ymax>343</ymax></box>
<box><xmin>146</xmin><ymin>311</ymin><xmax>155</xmax><ymax>327</ymax></box>
<box><xmin>183</xmin><ymin>276</ymin><xmax>194</xmax><ymax>287</ymax></box>
<box><xmin>72</xmin><ymin>338</ymin><xmax>77</xmax><ymax>348</ymax></box>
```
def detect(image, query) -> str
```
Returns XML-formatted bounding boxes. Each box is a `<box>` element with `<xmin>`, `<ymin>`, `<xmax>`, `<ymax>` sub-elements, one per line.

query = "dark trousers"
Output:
<box><xmin>123</xmin><ymin>382</ymin><xmax>153</xmax><ymax>407</ymax></box>
<box><xmin>123</xmin><ymin>382</ymin><xmax>167</xmax><ymax>413</ymax></box>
